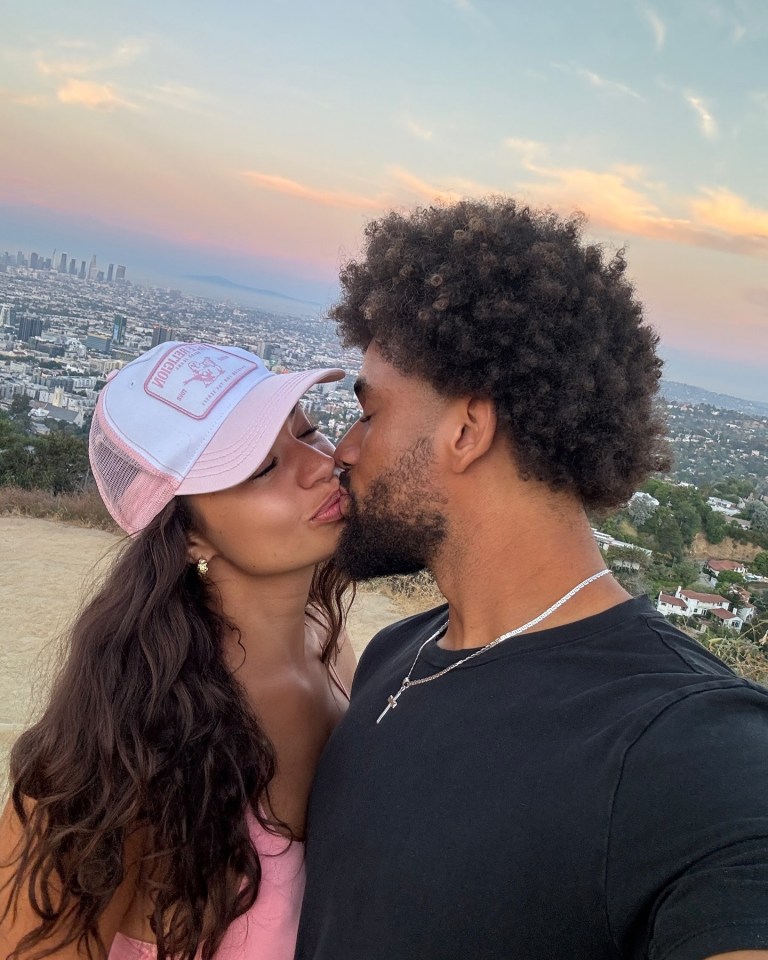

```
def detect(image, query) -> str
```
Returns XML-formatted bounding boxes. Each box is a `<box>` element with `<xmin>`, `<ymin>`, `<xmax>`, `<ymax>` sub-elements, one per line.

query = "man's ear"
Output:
<box><xmin>444</xmin><ymin>397</ymin><xmax>497</xmax><ymax>474</ymax></box>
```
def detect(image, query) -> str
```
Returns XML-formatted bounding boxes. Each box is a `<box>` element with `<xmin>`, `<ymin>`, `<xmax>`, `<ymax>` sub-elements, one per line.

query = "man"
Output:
<box><xmin>296</xmin><ymin>199</ymin><xmax>768</xmax><ymax>960</ymax></box>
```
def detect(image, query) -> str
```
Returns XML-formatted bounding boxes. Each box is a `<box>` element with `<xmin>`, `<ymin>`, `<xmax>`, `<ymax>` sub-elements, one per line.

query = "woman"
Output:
<box><xmin>0</xmin><ymin>341</ymin><xmax>356</xmax><ymax>960</ymax></box>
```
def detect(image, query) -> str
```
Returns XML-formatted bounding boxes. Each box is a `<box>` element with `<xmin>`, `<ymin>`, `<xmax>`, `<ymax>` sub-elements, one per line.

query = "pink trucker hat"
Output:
<box><xmin>90</xmin><ymin>341</ymin><xmax>344</xmax><ymax>534</ymax></box>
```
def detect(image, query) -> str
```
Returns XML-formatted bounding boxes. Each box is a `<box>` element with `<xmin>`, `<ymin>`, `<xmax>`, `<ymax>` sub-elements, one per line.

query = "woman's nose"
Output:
<box><xmin>335</xmin><ymin>420</ymin><xmax>361</xmax><ymax>469</ymax></box>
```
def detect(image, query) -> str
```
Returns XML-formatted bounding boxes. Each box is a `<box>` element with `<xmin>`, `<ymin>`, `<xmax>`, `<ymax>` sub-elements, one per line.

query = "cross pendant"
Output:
<box><xmin>376</xmin><ymin>679</ymin><xmax>409</xmax><ymax>724</ymax></box>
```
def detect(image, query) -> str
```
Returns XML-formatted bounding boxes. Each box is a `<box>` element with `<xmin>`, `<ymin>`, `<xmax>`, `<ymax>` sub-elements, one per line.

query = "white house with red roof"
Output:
<box><xmin>654</xmin><ymin>586</ymin><xmax>751</xmax><ymax>632</ymax></box>
<box><xmin>704</xmin><ymin>559</ymin><xmax>748</xmax><ymax>584</ymax></box>
<box><xmin>708</xmin><ymin>607</ymin><xmax>744</xmax><ymax>631</ymax></box>
<box><xmin>674</xmin><ymin>586</ymin><xmax>732</xmax><ymax>616</ymax></box>
<box><xmin>657</xmin><ymin>593</ymin><xmax>688</xmax><ymax>617</ymax></box>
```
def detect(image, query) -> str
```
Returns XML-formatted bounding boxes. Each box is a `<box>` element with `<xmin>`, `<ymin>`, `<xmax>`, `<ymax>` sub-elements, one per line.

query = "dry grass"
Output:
<box><xmin>697</xmin><ymin>633</ymin><xmax>768</xmax><ymax>687</ymax></box>
<box><xmin>358</xmin><ymin>570</ymin><xmax>445</xmax><ymax>615</ymax></box>
<box><xmin>0</xmin><ymin>486</ymin><xmax>118</xmax><ymax>531</ymax></box>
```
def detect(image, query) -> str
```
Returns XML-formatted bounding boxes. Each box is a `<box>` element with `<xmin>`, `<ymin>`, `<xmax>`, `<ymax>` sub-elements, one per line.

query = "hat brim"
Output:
<box><xmin>176</xmin><ymin>367</ymin><xmax>344</xmax><ymax>496</ymax></box>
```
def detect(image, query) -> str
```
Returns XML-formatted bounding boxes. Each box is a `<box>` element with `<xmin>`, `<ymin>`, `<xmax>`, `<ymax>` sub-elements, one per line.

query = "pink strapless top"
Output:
<box><xmin>109</xmin><ymin>815</ymin><xmax>305</xmax><ymax>960</ymax></box>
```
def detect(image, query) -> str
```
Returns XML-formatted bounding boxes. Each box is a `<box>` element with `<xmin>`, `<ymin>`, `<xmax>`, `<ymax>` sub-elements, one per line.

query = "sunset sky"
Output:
<box><xmin>1</xmin><ymin>0</ymin><xmax>767</xmax><ymax>400</ymax></box>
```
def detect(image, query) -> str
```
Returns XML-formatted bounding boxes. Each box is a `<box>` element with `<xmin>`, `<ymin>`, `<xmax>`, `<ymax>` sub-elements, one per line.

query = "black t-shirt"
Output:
<box><xmin>296</xmin><ymin>597</ymin><xmax>768</xmax><ymax>960</ymax></box>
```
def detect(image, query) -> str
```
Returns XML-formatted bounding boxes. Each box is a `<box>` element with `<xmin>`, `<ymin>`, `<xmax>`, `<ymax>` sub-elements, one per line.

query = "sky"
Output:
<box><xmin>1</xmin><ymin>0</ymin><xmax>767</xmax><ymax>400</ymax></box>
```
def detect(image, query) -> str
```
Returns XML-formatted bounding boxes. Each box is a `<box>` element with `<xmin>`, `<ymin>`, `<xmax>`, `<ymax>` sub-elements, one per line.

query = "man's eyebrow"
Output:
<box><xmin>353</xmin><ymin>377</ymin><xmax>369</xmax><ymax>401</ymax></box>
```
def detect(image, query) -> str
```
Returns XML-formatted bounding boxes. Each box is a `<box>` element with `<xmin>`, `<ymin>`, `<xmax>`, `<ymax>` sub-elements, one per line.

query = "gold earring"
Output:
<box><xmin>197</xmin><ymin>557</ymin><xmax>209</xmax><ymax>577</ymax></box>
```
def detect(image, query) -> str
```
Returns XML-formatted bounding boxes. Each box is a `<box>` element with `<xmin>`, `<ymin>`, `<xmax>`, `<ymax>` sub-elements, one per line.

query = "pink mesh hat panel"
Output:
<box><xmin>89</xmin><ymin>342</ymin><xmax>344</xmax><ymax>534</ymax></box>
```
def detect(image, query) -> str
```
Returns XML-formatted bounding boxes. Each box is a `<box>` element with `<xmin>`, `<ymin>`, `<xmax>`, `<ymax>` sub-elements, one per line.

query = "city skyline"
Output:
<box><xmin>1</xmin><ymin>0</ymin><xmax>767</xmax><ymax>401</ymax></box>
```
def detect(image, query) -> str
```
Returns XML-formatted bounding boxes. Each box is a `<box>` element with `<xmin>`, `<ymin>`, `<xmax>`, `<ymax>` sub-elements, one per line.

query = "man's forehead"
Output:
<box><xmin>357</xmin><ymin>344</ymin><xmax>447</xmax><ymax>409</ymax></box>
<box><xmin>358</xmin><ymin>343</ymin><xmax>405</xmax><ymax>393</ymax></box>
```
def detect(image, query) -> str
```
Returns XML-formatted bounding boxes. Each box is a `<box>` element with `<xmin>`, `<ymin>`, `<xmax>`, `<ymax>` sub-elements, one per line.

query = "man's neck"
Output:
<box><xmin>431</xmin><ymin>483</ymin><xmax>630</xmax><ymax>651</ymax></box>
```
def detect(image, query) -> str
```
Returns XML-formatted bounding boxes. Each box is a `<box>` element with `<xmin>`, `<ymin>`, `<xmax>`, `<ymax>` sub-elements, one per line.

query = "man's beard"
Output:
<box><xmin>334</xmin><ymin>438</ymin><xmax>447</xmax><ymax>581</ymax></box>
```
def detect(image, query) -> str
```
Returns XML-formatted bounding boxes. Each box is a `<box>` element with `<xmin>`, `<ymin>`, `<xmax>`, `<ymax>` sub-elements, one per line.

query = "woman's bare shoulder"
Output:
<box><xmin>0</xmin><ymin>798</ymin><xmax>147</xmax><ymax>959</ymax></box>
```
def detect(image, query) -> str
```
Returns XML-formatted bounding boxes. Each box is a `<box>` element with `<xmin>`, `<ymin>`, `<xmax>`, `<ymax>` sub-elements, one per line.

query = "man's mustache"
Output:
<box><xmin>339</xmin><ymin>470</ymin><xmax>351</xmax><ymax>492</ymax></box>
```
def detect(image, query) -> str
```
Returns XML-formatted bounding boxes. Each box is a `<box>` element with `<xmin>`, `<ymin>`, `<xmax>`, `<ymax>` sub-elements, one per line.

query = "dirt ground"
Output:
<box><xmin>0</xmin><ymin>517</ymin><xmax>406</xmax><ymax>797</ymax></box>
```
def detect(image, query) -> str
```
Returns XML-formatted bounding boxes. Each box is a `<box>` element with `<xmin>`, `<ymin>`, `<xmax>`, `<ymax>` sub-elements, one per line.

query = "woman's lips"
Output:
<box><xmin>311</xmin><ymin>490</ymin><xmax>343</xmax><ymax>523</ymax></box>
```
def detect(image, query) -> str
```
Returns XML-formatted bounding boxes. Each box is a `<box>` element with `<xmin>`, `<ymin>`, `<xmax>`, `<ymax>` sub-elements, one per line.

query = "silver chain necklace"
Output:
<box><xmin>376</xmin><ymin>568</ymin><xmax>612</xmax><ymax>724</ymax></box>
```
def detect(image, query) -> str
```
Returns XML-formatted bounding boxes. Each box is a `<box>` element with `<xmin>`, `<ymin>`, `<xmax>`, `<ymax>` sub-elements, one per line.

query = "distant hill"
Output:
<box><xmin>180</xmin><ymin>274</ymin><xmax>323</xmax><ymax>309</ymax></box>
<box><xmin>661</xmin><ymin>380</ymin><xmax>768</xmax><ymax>418</ymax></box>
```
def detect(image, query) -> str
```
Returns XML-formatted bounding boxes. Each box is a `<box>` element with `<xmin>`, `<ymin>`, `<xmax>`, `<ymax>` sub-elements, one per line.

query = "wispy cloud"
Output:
<box><xmin>389</xmin><ymin>167</ymin><xmax>494</xmax><ymax>203</ymax></box>
<box><xmin>0</xmin><ymin>88</ymin><xmax>48</xmax><ymax>108</ymax></box>
<box><xmin>242</xmin><ymin>172</ymin><xmax>383</xmax><ymax>210</ymax></box>
<box><xmin>639</xmin><ymin>5</ymin><xmax>666</xmax><ymax>50</ymax></box>
<box><xmin>691</xmin><ymin>187</ymin><xmax>768</xmax><ymax>239</ymax></box>
<box><xmin>505</xmin><ymin>152</ymin><xmax>768</xmax><ymax>258</ymax></box>
<box><xmin>504</xmin><ymin>138</ymin><xmax>548</xmax><ymax>164</ymax></box>
<box><xmin>404</xmin><ymin>117</ymin><xmax>433</xmax><ymax>141</ymax></box>
<box><xmin>553</xmin><ymin>63</ymin><xmax>643</xmax><ymax>100</ymax></box>
<box><xmin>442</xmin><ymin>0</ymin><xmax>492</xmax><ymax>27</ymax></box>
<box><xmin>141</xmin><ymin>83</ymin><xmax>215</xmax><ymax>114</ymax></box>
<box><xmin>753</xmin><ymin>91</ymin><xmax>768</xmax><ymax>114</ymax></box>
<box><xmin>35</xmin><ymin>38</ymin><xmax>148</xmax><ymax>77</ymax></box>
<box><xmin>56</xmin><ymin>78</ymin><xmax>137</xmax><ymax>111</ymax></box>
<box><xmin>684</xmin><ymin>91</ymin><xmax>718</xmax><ymax>138</ymax></box>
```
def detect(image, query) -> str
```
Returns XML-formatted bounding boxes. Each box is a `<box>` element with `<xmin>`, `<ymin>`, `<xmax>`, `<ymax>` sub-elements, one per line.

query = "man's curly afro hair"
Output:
<box><xmin>331</xmin><ymin>197</ymin><xmax>671</xmax><ymax>511</ymax></box>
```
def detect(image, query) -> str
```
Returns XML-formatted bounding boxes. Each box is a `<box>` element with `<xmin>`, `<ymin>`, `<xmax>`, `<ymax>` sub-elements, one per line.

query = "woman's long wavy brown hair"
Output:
<box><xmin>1</xmin><ymin>497</ymin><xmax>351</xmax><ymax>960</ymax></box>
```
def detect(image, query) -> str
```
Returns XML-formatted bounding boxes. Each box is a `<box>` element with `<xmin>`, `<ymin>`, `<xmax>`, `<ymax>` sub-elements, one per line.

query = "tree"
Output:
<box><xmin>753</xmin><ymin>552</ymin><xmax>768</xmax><ymax>577</ymax></box>
<box><xmin>744</xmin><ymin>501</ymin><xmax>768</xmax><ymax>533</ymax></box>
<box><xmin>716</xmin><ymin>570</ymin><xmax>747</xmax><ymax>604</ymax></box>
<box><xmin>717</xmin><ymin>569</ymin><xmax>745</xmax><ymax>586</ymax></box>
<box><xmin>701</xmin><ymin>506</ymin><xmax>726</xmax><ymax>544</ymax></box>
<box><xmin>8</xmin><ymin>394</ymin><xmax>31</xmax><ymax>428</ymax></box>
<box><xmin>3</xmin><ymin>431</ymin><xmax>92</xmax><ymax>494</ymax></box>
<box><xmin>643</xmin><ymin>507</ymin><xmax>684</xmax><ymax>562</ymax></box>
<box><xmin>627</xmin><ymin>493</ymin><xmax>658</xmax><ymax>527</ymax></box>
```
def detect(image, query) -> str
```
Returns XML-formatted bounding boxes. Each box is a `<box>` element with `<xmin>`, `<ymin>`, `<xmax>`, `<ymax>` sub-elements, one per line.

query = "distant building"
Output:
<box><xmin>107</xmin><ymin>263</ymin><xmax>114</xmax><ymax>283</ymax></box>
<box><xmin>656</xmin><ymin>587</ymin><xmax>745</xmax><ymax>631</ymax></box>
<box><xmin>708</xmin><ymin>607</ymin><xmax>743</xmax><ymax>631</ymax></box>
<box><xmin>79</xmin><ymin>260</ymin><xmax>86</xmax><ymax>280</ymax></box>
<box><xmin>591</xmin><ymin>529</ymin><xmax>652</xmax><ymax>557</ymax></box>
<box><xmin>88</xmin><ymin>255</ymin><xmax>99</xmax><ymax>281</ymax></box>
<box><xmin>707</xmin><ymin>496</ymin><xmax>740</xmax><ymax>516</ymax></box>
<box><xmin>69</xmin><ymin>257</ymin><xmax>77</xmax><ymax>275</ymax></box>
<box><xmin>151</xmin><ymin>325</ymin><xmax>174</xmax><ymax>348</ymax></box>
<box><xmin>674</xmin><ymin>586</ymin><xmax>730</xmax><ymax>617</ymax></box>
<box><xmin>112</xmin><ymin>314</ymin><xmax>127</xmax><ymax>344</ymax></box>
<box><xmin>85</xmin><ymin>332</ymin><xmax>112</xmax><ymax>355</ymax></box>
<box><xmin>18</xmin><ymin>317</ymin><xmax>44</xmax><ymax>342</ymax></box>
<box><xmin>58</xmin><ymin>253</ymin><xmax>68</xmax><ymax>273</ymax></box>
<box><xmin>115</xmin><ymin>264</ymin><xmax>126</xmax><ymax>282</ymax></box>
<box><xmin>704</xmin><ymin>559</ymin><xmax>747</xmax><ymax>580</ymax></box>
<box><xmin>657</xmin><ymin>593</ymin><xmax>687</xmax><ymax>617</ymax></box>
<box><xmin>29</xmin><ymin>402</ymin><xmax>85</xmax><ymax>429</ymax></box>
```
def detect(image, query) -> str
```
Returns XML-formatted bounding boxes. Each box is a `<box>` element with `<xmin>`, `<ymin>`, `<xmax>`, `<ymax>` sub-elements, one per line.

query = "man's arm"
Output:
<box><xmin>707</xmin><ymin>954</ymin><xmax>768</xmax><ymax>959</ymax></box>
<box><xmin>606</xmin><ymin>683</ymin><xmax>768</xmax><ymax>959</ymax></box>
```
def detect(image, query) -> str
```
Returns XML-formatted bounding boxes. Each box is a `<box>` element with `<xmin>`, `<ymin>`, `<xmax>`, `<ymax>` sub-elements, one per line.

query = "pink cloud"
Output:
<box><xmin>691</xmin><ymin>188</ymin><xmax>768</xmax><ymax>242</ymax></box>
<box><xmin>502</xmin><ymin>153</ymin><xmax>768</xmax><ymax>259</ymax></box>
<box><xmin>56</xmin><ymin>78</ymin><xmax>136</xmax><ymax>111</ymax></box>
<box><xmin>389</xmin><ymin>166</ymin><xmax>495</xmax><ymax>203</ymax></box>
<box><xmin>242</xmin><ymin>172</ymin><xmax>383</xmax><ymax>211</ymax></box>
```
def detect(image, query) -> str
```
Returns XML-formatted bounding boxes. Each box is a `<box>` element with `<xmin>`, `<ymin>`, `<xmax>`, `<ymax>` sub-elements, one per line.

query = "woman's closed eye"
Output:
<box><xmin>249</xmin><ymin>457</ymin><xmax>278</xmax><ymax>480</ymax></box>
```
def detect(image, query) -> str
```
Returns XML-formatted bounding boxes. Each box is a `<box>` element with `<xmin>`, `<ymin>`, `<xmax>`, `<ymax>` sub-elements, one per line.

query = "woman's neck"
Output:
<box><xmin>214</xmin><ymin>566</ymin><xmax>316</xmax><ymax>672</ymax></box>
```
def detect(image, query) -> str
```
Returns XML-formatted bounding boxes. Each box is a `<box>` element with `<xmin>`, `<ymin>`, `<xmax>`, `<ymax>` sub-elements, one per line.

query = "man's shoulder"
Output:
<box><xmin>351</xmin><ymin>602</ymin><xmax>448</xmax><ymax>692</ymax></box>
